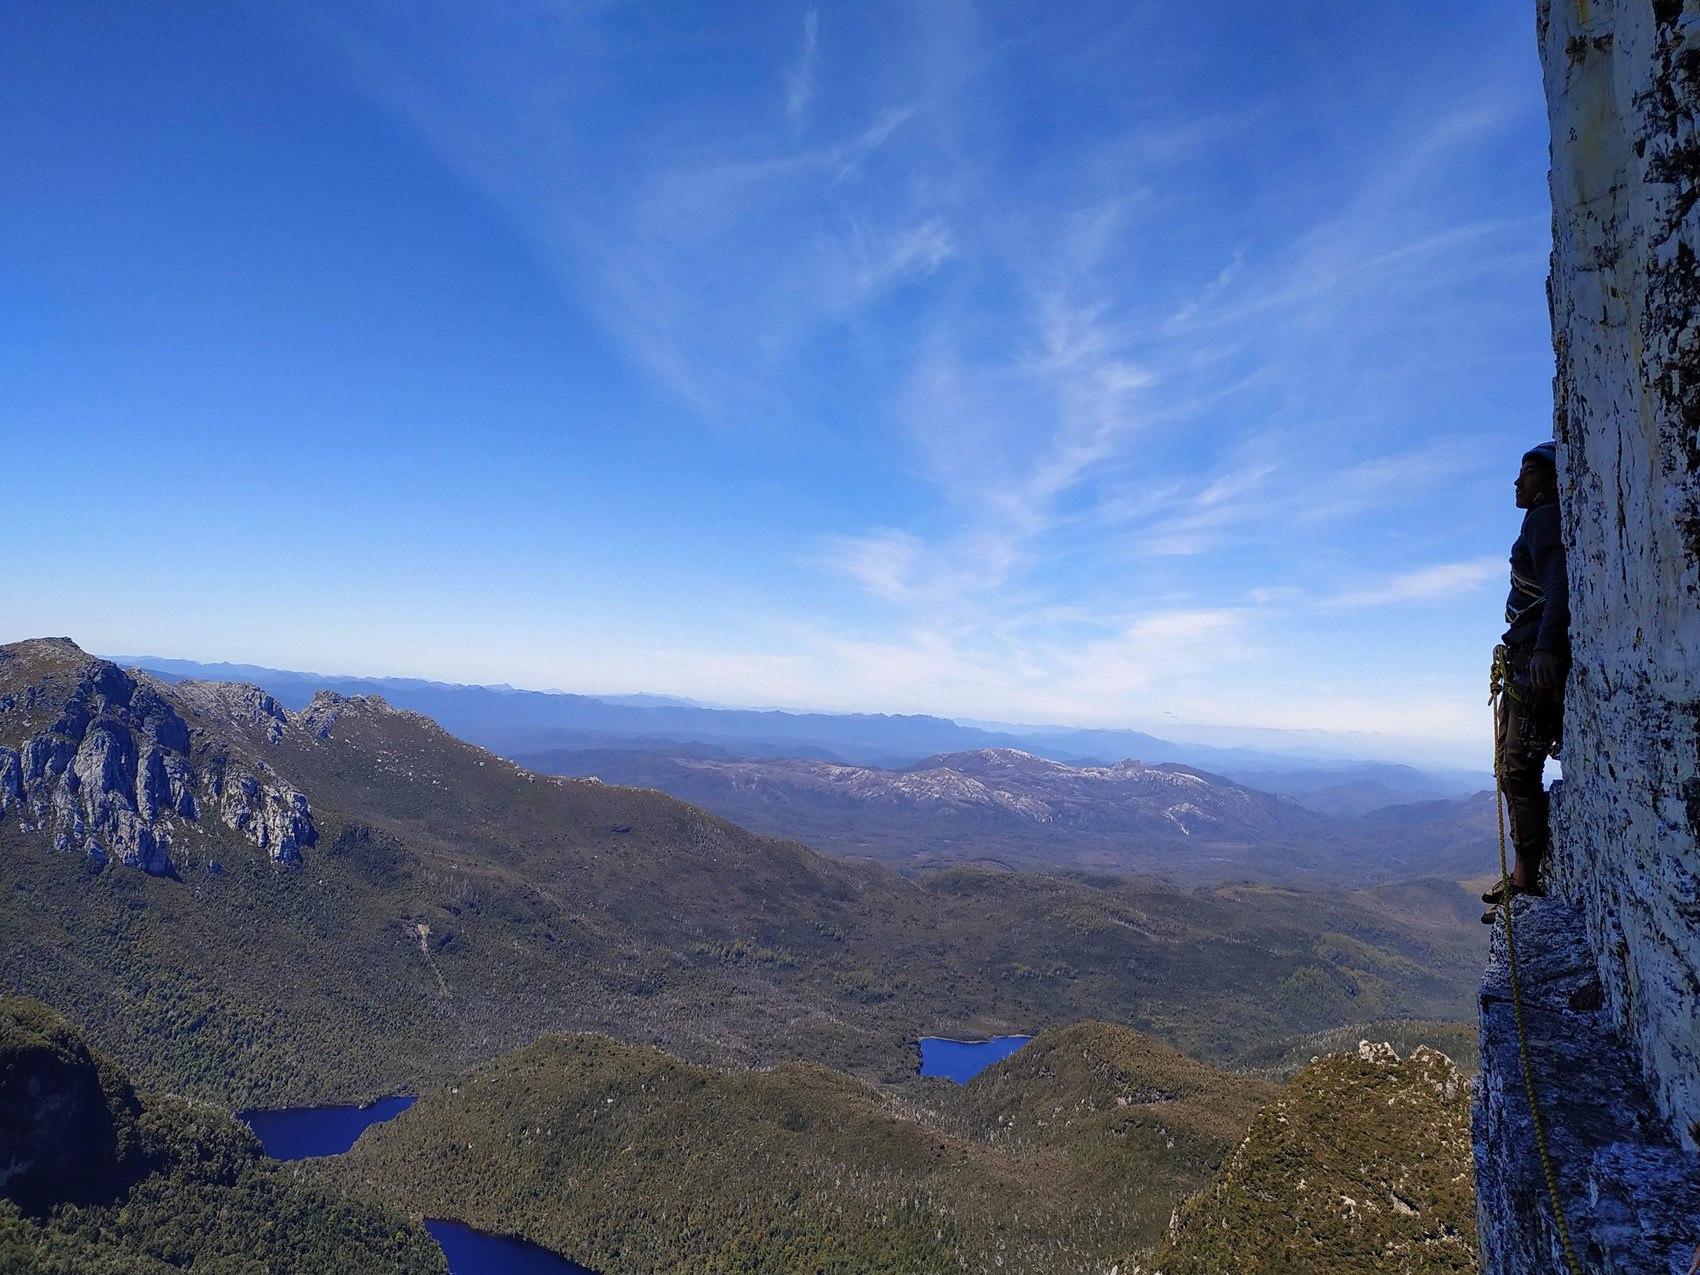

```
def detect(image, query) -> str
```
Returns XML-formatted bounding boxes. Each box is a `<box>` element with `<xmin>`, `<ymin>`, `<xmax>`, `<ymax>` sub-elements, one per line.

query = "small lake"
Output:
<box><xmin>240</xmin><ymin>1095</ymin><xmax>417</xmax><ymax>1159</ymax></box>
<box><xmin>426</xmin><ymin>1219</ymin><xmax>596</xmax><ymax>1275</ymax></box>
<box><xmin>918</xmin><ymin>1035</ymin><xmax>1033</xmax><ymax>1083</ymax></box>
<box><xmin>243</xmin><ymin>1099</ymin><xmax>593</xmax><ymax>1273</ymax></box>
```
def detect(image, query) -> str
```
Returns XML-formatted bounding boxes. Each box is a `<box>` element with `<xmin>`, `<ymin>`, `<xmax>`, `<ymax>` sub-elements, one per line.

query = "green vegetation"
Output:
<box><xmin>327</xmin><ymin>1021</ymin><xmax>1277</xmax><ymax>1275</ymax></box>
<box><xmin>1146</xmin><ymin>1044</ymin><xmax>1477</xmax><ymax>1274</ymax></box>
<box><xmin>0</xmin><ymin>645</ymin><xmax>1488</xmax><ymax>1274</ymax></box>
<box><xmin>0</xmin><ymin>996</ymin><xmax>444</xmax><ymax>1275</ymax></box>
<box><xmin>0</xmin><ymin>643</ymin><xmax>1486</xmax><ymax>1111</ymax></box>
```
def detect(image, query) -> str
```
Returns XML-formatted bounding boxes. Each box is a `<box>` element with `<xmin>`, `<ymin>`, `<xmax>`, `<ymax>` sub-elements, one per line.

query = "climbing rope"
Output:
<box><xmin>1490</xmin><ymin>644</ymin><xmax>1584</xmax><ymax>1275</ymax></box>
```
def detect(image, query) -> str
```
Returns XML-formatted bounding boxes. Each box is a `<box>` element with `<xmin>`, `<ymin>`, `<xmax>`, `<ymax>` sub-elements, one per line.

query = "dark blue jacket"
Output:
<box><xmin>1504</xmin><ymin>500</ymin><xmax>1569</xmax><ymax>655</ymax></box>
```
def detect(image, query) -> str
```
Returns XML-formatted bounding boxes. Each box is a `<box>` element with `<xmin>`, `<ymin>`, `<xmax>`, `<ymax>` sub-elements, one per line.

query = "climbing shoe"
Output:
<box><xmin>1480</xmin><ymin>880</ymin><xmax>1543</xmax><ymax>905</ymax></box>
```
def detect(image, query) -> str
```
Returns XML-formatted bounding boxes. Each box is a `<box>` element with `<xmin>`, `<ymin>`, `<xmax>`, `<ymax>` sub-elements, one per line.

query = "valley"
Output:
<box><xmin>324</xmin><ymin>1021</ymin><xmax>1282</xmax><ymax>1275</ymax></box>
<box><xmin>0</xmin><ymin>638</ymin><xmax>1488</xmax><ymax>1272</ymax></box>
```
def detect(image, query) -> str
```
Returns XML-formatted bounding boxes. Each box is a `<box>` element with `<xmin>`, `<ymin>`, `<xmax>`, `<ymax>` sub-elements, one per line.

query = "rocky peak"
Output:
<box><xmin>167</xmin><ymin>678</ymin><xmax>291</xmax><ymax>745</ymax></box>
<box><xmin>0</xmin><ymin>639</ymin><xmax>316</xmax><ymax>874</ymax></box>
<box><xmin>909</xmin><ymin>748</ymin><xmax>1073</xmax><ymax>777</ymax></box>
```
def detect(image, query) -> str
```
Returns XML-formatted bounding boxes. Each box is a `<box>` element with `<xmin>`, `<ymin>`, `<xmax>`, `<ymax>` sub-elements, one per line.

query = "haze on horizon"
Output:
<box><xmin>2</xmin><ymin>2</ymin><xmax>1553</xmax><ymax>769</ymax></box>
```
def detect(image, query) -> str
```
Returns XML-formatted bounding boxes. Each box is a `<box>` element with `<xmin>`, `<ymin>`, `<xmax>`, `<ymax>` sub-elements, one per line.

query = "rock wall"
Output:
<box><xmin>0</xmin><ymin>639</ymin><xmax>317</xmax><ymax>873</ymax></box>
<box><xmin>1539</xmin><ymin>0</ymin><xmax>1700</xmax><ymax>1149</ymax></box>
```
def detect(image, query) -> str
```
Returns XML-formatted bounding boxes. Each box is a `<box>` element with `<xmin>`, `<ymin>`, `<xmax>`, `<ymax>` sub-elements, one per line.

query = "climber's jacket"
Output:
<box><xmin>1504</xmin><ymin>498</ymin><xmax>1570</xmax><ymax>656</ymax></box>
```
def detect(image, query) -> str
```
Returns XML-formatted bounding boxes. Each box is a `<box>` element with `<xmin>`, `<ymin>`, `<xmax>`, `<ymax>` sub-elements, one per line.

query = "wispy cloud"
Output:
<box><xmin>785</xmin><ymin>6</ymin><xmax>820</xmax><ymax>128</ymax></box>
<box><xmin>297</xmin><ymin>1</ymin><xmax>1548</xmax><ymax>763</ymax></box>
<box><xmin>1327</xmin><ymin>557</ymin><xmax>1505</xmax><ymax>609</ymax></box>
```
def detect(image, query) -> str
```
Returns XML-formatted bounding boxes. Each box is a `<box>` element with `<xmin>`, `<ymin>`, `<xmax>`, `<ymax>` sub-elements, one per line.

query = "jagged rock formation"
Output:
<box><xmin>1474</xmin><ymin>1</ymin><xmax>1700</xmax><ymax>1271</ymax></box>
<box><xmin>1145</xmin><ymin>1042</ymin><xmax>1477</xmax><ymax>1274</ymax></box>
<box><xmin>0</xmin><ymin>638</ymin><xmax>318</xmax><ymax>873</ymax></box>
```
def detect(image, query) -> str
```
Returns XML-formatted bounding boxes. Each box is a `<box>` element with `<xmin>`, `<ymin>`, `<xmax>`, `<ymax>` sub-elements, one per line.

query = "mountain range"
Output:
<box><xmin>109</xmin><ymin>654</ymin><xmax>1492</xmax><ymax>809</ymax></box>
<box><xmin>514</xmin><ymin>744</ymin><xmax>1501</xmax><ymax>884</ymax></box>
<box><xmin>0</xmin><ymin>636</ymin><xmax>1496</xmax><ymax>1274</ymax></box>
<box><xmin>2</xmin><ymin>638</ymin><xmax>1484</xmax><ymax>1110</ymax></box>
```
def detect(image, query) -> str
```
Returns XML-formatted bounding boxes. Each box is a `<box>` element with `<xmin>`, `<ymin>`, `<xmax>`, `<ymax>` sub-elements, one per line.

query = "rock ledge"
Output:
<box><xmin>1472</xmin><ymin>895</ymin><xmax>1700</xmax><ymax>1273</ymax></box>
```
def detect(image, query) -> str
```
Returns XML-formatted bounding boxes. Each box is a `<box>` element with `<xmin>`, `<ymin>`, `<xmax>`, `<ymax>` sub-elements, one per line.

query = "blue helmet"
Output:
<box><xmin>1522</xmin><ymin>441</ymin><xmax>1557</xmax><ymax>468</ymax></box>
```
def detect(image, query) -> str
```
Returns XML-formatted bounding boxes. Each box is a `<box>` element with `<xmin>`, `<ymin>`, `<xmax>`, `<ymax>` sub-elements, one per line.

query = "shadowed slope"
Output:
<box><xmin>0</xmin><ymin>995</ymin><xmax>442</xmax><ymax>1275</ymax></box>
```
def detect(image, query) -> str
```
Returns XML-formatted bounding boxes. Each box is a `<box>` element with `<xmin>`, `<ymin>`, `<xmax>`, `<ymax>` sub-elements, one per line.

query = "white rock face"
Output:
<box><xmin>1539</xmin><ymin>0</ymin><xmax>1700</xmax><ymax>1149</ymax></box>
<box><xmin>0</xmin><ymin>645</ymin><xmax>318</xmax><ymax>873</ymax></box>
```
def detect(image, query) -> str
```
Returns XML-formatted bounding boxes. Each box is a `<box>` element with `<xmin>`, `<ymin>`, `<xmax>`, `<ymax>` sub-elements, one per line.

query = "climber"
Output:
<box><xmin>1483</xmin><ymin>441</ymin><xmax>1569</xmax><ymax>923</ymax></box>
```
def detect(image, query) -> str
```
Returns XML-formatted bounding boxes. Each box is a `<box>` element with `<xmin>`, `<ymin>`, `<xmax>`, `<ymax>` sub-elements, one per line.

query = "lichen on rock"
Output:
<box><xmin>1537</xmin><ymin>0</ymin><xmax>1700</xmax><ymax>1147</ymax></box>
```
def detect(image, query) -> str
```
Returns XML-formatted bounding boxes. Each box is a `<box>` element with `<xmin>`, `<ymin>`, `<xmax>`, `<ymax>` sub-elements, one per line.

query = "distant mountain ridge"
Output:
<box><xmin>107</xmin><ymin>654</ymin><xmax>1491</xmax><ymax>802</ymax></box>
<box><xmin>520</xmin><ymin>745</ymin><xmax>1326</xmax><ymax>843</ymax></box>
<box><xmin>515</xmin><ymin>745</ymin><xmax>1498</xmax><ymax>884</ymax></box>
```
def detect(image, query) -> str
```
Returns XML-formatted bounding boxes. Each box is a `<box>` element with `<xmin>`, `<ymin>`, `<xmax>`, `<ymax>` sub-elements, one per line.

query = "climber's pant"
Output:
<box><xmin>1496</xmin><ymin>680</ymin><xmax>1557</xmax><ymax>864</ymax></box>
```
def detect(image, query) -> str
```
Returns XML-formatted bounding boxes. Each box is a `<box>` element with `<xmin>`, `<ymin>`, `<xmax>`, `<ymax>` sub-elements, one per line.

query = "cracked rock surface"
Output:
<box><xmin>1472</xmin><ymin>894</ymin><xmax>1700</xmax><ymax>1274</ymax></box>
<box><xmin>1538</xmin><ymin>0</ymin><xmax>1700</xmax><ymax>1144</ymax></box>
<box><xmin>0</xmin><ymin>638</ymin><xmax>316</xmax><ymax>873</ymax></box>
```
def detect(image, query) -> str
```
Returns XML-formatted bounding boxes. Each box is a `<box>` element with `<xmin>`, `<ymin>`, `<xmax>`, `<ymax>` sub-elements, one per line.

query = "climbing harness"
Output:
<box><xmin>1506</xmin><ymin>566</ymin><xmax>1546</xmax><ymax>627</ymax></box>
<box><xmin>1490</xmin><ymin>645</ymin><xmax>1584</xmax><ymax>1275</ymax></box>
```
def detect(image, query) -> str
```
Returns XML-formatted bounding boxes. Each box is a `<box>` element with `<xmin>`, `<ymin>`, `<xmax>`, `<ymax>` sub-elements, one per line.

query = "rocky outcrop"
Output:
<box><xmin>1474</xmin><ymin>2</ymin><xmax>1700</xmax><ymax>1271</ymax></box>
<box><xmin>1538</xmin><ymin>0</ymin><xmax>1700</xmax><ymax>1148</ymax></box>
<box><xmin>0</xmin><ymin>639</ymin><xmax>316</xmax><ymax>872</ymax></box>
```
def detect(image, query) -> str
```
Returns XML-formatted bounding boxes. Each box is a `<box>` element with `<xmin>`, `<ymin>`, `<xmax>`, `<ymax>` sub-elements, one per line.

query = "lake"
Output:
<box><xmin>426</xmin><ymin>1219</ymin><xmax>596</xmax><ymax>1274</ymax></box>
<box><xmin>242</xmin><ymin>1099</ymin><xmax>593</xmax><ymax>1273</ymax></box>
<box><xmin>918</xmin><ymin>1035</ymin><xmax>1033</xmax><ymax>1083</ymax></box>
<box><xmin>240</xmin><ymin>1095</ymin><xmax>417</xmax><ymax>1159</ymax></box>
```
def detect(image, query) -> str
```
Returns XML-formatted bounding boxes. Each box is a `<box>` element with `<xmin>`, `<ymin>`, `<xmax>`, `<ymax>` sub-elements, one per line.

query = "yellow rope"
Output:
<box><xmin>1491</xmin><ymin>644</ymin><xmax>1583</xmax><ymax>1275</ymax></box>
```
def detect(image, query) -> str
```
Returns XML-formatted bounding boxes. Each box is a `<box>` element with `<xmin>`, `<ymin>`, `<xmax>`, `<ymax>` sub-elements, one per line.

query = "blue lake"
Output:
<box><xmin>243</xmin><ymin>1100</ymin><xmax>594</xmax><ymax>1272</ymax></box>
<box><xmin>918</xmin><ymin>1035</ymin><xmax>1033</xmax><ymax>1083</ymax></box>
<box><xmin>426</xmin><ymin>1219</ymin><xmax>597</xmax><ymax>1275</ymax></box>
<box><xmin>240</xmin><ymin>1095</ymin><xmax>417</xmax><ymax>1159</ymax></box>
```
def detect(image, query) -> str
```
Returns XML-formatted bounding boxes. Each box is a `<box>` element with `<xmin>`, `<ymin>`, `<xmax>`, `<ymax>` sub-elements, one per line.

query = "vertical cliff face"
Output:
<box><xmin>1473</xmin><ymin>5</ymin><xmax>1700</xmax><ymax>1268</ymax></box>
<box><xmin>1539</xmin><ymin>0</ymin><xmax>1700</xmax><ymax>1149</ymax></box>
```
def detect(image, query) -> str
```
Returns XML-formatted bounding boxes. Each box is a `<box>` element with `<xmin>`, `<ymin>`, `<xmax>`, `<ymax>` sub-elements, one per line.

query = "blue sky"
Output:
<box><xmin>2</xmin><ymin>2</ymin><xmax>1553</xmax><ymax>766</ymax></box>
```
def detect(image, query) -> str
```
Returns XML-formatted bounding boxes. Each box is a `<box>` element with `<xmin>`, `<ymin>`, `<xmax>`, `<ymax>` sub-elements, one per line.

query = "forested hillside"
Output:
<box><xmin>330</xmin><ymin>1021</ymin><xmax>1279</xmax><ymax>1275</ymax></box>
<box><xmin>0</xmin><ymin>995</ymin><xmax>441</xmax><ymax>1275</ymax></box>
